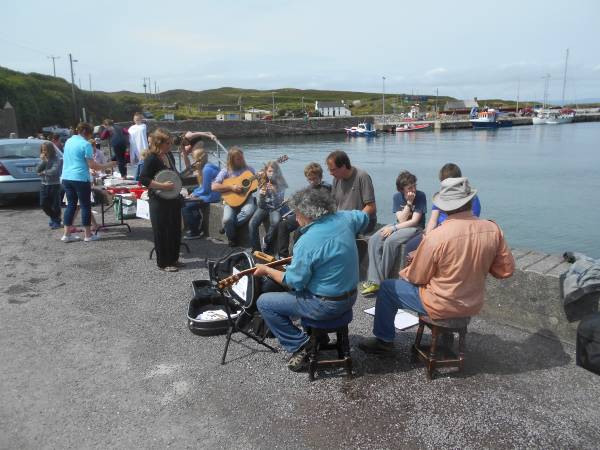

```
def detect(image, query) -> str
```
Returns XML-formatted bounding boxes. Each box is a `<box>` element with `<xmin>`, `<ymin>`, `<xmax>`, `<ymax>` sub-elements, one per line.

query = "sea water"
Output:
<box><xmin>219</xmin><ymin>121</ymin><xmax>600</xmax><ymax>257</ymax></box>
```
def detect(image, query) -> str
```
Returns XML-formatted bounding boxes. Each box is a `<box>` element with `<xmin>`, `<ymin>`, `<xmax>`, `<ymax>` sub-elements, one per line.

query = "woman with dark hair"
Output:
<box><xmin>248</xmin><ymin>160</ymin><xmax>288</xmax><ymax>253</ymax></box>
<box><xmin>360</xmin><ymin>170</ymin><xmax>427</xmax><ymax>295</ymax></box>
<box><xmin>139</xmin><ymin>128</ymin><xmax>183</xmax><ymax>272</ymax></box>
<box><xmin>36</xmin><ymin>141</ymin><xmax>63</xmax><ymax>228</ymax></box>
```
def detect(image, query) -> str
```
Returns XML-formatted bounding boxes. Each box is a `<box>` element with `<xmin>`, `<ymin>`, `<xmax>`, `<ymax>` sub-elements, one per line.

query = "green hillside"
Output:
<box><xmin>0</xmin><ymin>66</ymin><xmax>142</xmax><ymax>135</ymax></box>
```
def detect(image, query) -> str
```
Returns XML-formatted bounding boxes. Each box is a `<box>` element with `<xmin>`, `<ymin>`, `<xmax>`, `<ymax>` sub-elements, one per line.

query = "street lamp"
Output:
<box><xmin>69</xmin><ymin>53</ymin><xmax>79</xmax><ymax>124</ymax></box>
<box><xmin>382</xmin><ymin>76</ymin><xmax>386</xmax><ymax>116</ymax></box>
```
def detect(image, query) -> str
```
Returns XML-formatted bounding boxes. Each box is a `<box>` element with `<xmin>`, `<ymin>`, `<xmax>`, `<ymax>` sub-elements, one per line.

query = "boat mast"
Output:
<box><xmin>561</xmin><ymin>48</ymin><xmax>569</xmax><ymax>107</ymax></box>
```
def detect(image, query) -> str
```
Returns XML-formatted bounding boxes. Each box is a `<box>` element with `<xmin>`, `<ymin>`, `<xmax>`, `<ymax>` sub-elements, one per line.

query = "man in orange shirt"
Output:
<box><xmin>359</xmin><ymin>177</ymin><xmax>515</xmax><ymax>354</ymax></box>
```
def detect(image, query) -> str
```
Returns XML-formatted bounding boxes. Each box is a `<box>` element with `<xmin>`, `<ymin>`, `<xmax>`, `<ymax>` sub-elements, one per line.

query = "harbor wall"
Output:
<box><xmin>203</xmin><ymin>202</ymin><xmax>593</xmax><ymax>345</ymax></box>
<box><xmin>121</xmin><ymin>116</ymin><xmax>375</xmax><ymax>138</ymax></box>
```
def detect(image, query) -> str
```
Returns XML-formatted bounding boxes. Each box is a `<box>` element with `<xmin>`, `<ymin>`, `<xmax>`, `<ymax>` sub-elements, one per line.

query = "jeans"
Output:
<box><xmin>367</xmin><ymin>226</ymin><xmax>420</xmax><ymax>284</ymax></box>
<box><xmin>248</xmin><ymin>207</ymin><xmax>281</xmax><ymax>252</ymax></box>
<box><xmin>258</xmin><ymin>290</ymin><xmax>357</xmax><ymax>353</ymax></box>
<box><xmin>112</xmin><ymin>143</ymin><xmax>128</xmax><ymax>178</ymax></box>
<box><xmin>222</xmin><ymin>197</ymin><xmax>256</xmax><ymax>241</ymax></box>
<box><xmin>62</xmin><ymin>179</ymin><xmax>92</xmax><ymax>227</ymax></box>
<box><xmin>373</xmin><ymin>279</ymin><xmax>427</xmax><ymax>342</ymax></box>
<box><xmin>40</xmin><ymin>184</ymin><xmax>62</xmax><ymax>224</ymax></box>
<box><xmin>182</xmin><ymin>199</ymin><xmax>206</xmax><ymax>234</ymax></box>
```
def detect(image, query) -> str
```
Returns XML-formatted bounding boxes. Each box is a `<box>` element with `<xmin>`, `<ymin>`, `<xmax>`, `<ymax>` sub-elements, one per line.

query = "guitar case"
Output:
<box><xmin>187</xmin><ymin>251</ymin><xmax>284</xmax><ymax>337</ymax></box>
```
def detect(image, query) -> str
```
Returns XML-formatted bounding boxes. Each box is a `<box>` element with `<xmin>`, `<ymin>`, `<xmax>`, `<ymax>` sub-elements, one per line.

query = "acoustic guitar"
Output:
<box><xmin>221</xmin><ymin>155</ymin><xmax>288</xmax><ymax>208</ymax></box>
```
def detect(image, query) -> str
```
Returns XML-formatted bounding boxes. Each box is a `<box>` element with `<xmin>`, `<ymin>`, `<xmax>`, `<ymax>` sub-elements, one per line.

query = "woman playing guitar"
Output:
<box><xmin>211</xmin><ymin>147</ymin><xmax>257</xmax><ymax>247</ymax></box>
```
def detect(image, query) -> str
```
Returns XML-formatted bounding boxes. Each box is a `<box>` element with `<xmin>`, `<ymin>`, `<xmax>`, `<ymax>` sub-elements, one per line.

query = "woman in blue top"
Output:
<box><xmin>403</xmin><ymin>163</ymin><xmax>482</xmax><ymax>261</ymax></box>
<box><xmin>61</xmin><ymin>123</ymin><xmax>116</xmax><ymax>243</ymax></box>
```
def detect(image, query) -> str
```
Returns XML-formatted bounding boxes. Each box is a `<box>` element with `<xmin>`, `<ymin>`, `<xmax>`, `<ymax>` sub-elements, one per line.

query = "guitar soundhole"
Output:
<box><xmin>242</xmin><ymin>179</ymin><xmax>250</xmax><ymax>188</ymax></box>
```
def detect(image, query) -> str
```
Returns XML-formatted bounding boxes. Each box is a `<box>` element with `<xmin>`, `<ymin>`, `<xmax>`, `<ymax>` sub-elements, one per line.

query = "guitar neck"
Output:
<box><xmin>218</xmin><ymin>256</ymin><xmax>292</xmax><ymax>288</ymax></box>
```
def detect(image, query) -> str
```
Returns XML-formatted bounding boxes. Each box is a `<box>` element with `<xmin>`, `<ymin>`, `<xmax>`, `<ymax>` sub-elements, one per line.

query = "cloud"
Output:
<box><xmin>593</xmin><ymin>64</ymin><xmax>600</xmax><ymax>72</ymax></box>
<box><xmin>425</xmin><ymin>67</ymin><xmax>448</xmax><ymax>78</ymax></box>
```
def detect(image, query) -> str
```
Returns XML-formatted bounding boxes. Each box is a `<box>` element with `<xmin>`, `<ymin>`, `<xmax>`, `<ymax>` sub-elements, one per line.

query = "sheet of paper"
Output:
<box><xmin>364</xmin><ymin>307</ymin><xmax>419</xmax><ymax>330</ymax></box>
<box><xmin>231</xmin><ymin>267</ymin><xmax>248</xmax><ymax>300</ymax></box>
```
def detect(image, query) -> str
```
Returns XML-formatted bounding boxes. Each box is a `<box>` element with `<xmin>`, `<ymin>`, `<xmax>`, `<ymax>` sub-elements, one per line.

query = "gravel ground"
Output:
<box><xmin>2</xmin><ymin>200</ymin><xmax>600</xmax><ymax>449</ymax></box>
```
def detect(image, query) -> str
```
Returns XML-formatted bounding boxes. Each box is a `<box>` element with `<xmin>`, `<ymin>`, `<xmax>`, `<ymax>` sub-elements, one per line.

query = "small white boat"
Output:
<box><xmin>344</xmin><ymin>123</ymin><xmax>377</xmax><ymax>137</ymax></box>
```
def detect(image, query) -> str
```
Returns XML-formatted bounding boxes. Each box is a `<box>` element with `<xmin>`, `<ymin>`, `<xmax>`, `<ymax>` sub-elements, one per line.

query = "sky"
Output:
<box><xmin>1</xmin><ymin>0</ymin><xmax>599</xmax><ymax>102</ymax></box>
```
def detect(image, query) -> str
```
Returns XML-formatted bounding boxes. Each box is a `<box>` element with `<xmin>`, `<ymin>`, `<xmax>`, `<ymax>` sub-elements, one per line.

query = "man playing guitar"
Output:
<box><xmin>211</xmin><ymin>147</ymin><xmax>257</xmax><ymax>247</ymax></box>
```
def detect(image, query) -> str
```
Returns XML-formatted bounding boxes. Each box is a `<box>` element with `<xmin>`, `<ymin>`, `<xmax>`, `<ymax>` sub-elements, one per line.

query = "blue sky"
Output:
<box><xmin>1</xmin><ymin>0</ymin><xmax>599</xmax><ymax>101</ymax></box>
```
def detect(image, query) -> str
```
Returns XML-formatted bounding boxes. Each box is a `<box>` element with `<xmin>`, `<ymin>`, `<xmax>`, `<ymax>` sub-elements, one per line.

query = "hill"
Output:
<box><xmin>0</xmin><ymin>66</ymin><xmax>142</xmax><ymax>135</ymax></box>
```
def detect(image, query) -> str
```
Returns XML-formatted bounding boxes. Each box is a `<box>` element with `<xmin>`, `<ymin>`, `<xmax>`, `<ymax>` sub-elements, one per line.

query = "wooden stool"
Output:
<box><xmin>412</xmin><ymin>315</ymin><xmax>470</xmax><ymax>380</ymax></box>
<box><xmin>301</xmin><ymin>310</ymin><xmax>353</xmax><ymax>381</ymax></box>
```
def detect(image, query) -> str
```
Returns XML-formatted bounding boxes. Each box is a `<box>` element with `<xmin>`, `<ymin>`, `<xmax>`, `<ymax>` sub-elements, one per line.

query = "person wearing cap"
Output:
<box><xmin>359</xmin><ymin>177</ymin><xmax>515</xmax><ymax>355</ymax></box>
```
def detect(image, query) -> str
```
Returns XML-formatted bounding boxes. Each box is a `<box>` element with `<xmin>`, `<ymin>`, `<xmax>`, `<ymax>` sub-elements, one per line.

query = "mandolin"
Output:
<box><xmin>217</xmin><ymin>256</ymin><xmax>292</xmax><ymax>290</ymax></box>
<box><xmin>221</xmin><ymin>155</ymin><xmax>288</xmax><ymax>207</ymax></box>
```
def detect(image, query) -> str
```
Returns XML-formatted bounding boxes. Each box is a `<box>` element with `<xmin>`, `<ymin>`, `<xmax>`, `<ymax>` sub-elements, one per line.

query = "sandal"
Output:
<box><xmin>159</xmin><ymin>266</ymin><xmax>179</xmax><ymax>272</ymax></box>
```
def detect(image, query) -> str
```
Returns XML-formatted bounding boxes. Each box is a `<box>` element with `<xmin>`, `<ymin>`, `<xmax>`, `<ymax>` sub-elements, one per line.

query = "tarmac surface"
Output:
<box><xmin>2</xmin><ymin>200</ymin><xmax>600</xmax><ymax>449</ymax></box>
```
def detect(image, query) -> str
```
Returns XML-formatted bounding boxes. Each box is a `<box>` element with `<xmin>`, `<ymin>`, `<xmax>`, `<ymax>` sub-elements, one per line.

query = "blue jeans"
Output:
<box><xmin>222</xmin><ymin>197</ymin><xmax>256</xmax><ymax>241</ymax></box>
<box><xmin>258</xmin><ymin>290</ymin><xmax>357</xmax><ymax>353</ymax></box>
<box><xmin>182</xmin><ymin>199</ymin><xmax>206</xmax><ymax>234</ymax></box>
<box><xmin>62</xmin><ymin>180</ymin><xmax>92</xmax><ymax>227</ymax></box>
<box><xmin>40</xmin><ymin>184</ymin><xmax>62</xmax><ymax>224</ymax></box>
<box><xmin>373</xmin><ymin>279</ymin><xmax>427</xmax><ymax>342</ymax></box>
<box><xmin>248</xmin><ymin>207</ymin><xmax>281</xmax><ymax>251</ymax></box>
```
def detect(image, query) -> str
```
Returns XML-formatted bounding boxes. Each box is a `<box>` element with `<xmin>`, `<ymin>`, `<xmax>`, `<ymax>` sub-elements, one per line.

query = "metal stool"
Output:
<box><xmin>301</xmin><ymin>309</ymin><xmax>353</xmax><ymax>381</ymax></box>
<box><xmin>412</xmin><ymin>315</ymin><xmax>470</xmax><ymax>380</ymax></box>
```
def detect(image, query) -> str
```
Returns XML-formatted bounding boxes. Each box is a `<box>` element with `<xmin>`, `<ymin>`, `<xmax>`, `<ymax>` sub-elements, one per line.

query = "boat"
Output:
<box><xmin>533</xmin><ymin>49</ymin><xmax>575</xmax><ymax>125</ymax></box>
<box><xmin>395</xmin><ymin>123</ymin><xmax>431</xmax><ymax>132</ymax></box>
<box><xmin>344</xmin><ymin>122</ymin><xmax>377</xmax><ymax>137</ymax></box>
<box><xmin>469</xmin><ymin>108</ymin><xmax>513</xmax><ymax>129</ymax></box>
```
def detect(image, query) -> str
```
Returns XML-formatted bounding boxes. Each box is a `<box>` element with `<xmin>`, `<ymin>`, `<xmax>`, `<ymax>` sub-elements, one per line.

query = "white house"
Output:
<box><xmin>315</xmin><ymin>101</ymin><xmax>351</xmax><ymax>117</ymax></box>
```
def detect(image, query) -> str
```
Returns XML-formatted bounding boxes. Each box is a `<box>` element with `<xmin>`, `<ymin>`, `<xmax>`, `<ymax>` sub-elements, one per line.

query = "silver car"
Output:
<box><xmin>0</xmin><ymin>139</ymin><xmax>55</xmax><ymax>202</ymax></box>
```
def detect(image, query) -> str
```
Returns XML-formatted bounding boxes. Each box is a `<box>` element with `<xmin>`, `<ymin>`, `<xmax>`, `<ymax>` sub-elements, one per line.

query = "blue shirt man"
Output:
<box><xmin>254</xmin><ymin>188</ymin><xmax>368</xmax><ymax>372</ymax></box>
<box><xmin>392</xmin><ymin>190</ymin><xmax>427</xmax><ymax>229</ymax></box>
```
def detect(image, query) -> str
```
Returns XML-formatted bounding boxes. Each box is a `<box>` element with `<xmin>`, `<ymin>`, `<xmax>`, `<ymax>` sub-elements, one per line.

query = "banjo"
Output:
<box><xmin>153</xmin><ymin>169</ymin><xmax>183</xmax><ymax>200</ymax></box>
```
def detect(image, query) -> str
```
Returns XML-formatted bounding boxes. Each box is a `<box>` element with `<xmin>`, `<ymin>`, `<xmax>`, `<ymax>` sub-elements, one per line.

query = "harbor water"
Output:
<box><xmin>219</xmin><ymin>121</ymin><xmax>600</xmax><ymax>258</ymax></box>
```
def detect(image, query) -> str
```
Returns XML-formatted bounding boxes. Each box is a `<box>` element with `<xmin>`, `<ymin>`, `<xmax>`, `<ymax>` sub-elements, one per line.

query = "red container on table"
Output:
<box><xmin>106</xmin><ymin>187</ymin><xmax>131</xmax><ymax>195</ymax></box>
<box><xmin>129</xmin><ymin>187</ymin><xmax>147</xmax><ymax>199</ymax></box>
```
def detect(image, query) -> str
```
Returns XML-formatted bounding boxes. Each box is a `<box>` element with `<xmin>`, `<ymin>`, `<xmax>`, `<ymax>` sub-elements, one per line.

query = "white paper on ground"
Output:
<box><xmin>364</xmin><ymin>307</ymin><xmax>419</xmax><ymax>330</ymax></box>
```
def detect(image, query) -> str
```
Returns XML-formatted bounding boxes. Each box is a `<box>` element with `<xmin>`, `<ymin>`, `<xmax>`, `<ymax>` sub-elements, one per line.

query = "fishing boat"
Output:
<box><xmin>395</xmin><ymin>123</ymin><xmax>431</xmax><ymax>132</ymax></box>
<box><xmin>469</xmin><ymin>108</ymin><xmax>513</xmax><ymax>129</ymax></box>
<box><xmin>344</xmin><ymin>123</ymin><xmax>377</xmax><ymax>137</ymax></box>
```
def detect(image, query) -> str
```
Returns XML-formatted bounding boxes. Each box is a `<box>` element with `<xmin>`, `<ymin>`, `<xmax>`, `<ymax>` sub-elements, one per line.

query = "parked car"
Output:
<box><xmin>0</xmin><ymin>138</ymin><xmax>52</xmax><ymax>203</ymax></box>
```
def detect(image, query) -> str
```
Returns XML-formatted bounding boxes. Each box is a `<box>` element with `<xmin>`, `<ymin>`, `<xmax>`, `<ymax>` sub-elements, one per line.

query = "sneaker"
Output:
<box><xmin>61</xmin><ymin>234</ymin><xmax>81</xmax><ymax>243</ymax></box>
<box><xmin>360</xmin><ymin>281</ymin><xmax>380</xmax><ymax>296</ymax></box>
<box><xmin>50</xmin><ymin>221</ymin><xmax>62</xmax><ymax>229</ymax></box>
<box><xmin>84</xmin><ymin>234</ymin><xmax>100</xmax><ymax>242</ymax></box>
<box><xmin>183</xmin><ymin>231</ymin><xmax>203</xmax><ymax>240</ymax></box>
<box><xmin>287</xmin><ymin>348</ymin><xmax>309</xmax><ymax>372</ymax></box>
<box><xmin>358</xmin><ymin>337</ymin><xmax>394</xmax><ymax>355</ymax></box>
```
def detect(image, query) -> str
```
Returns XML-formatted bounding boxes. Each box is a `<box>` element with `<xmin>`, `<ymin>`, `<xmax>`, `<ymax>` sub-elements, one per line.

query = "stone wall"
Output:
<box><xmin>118</xmin><ymin>116</ymin><xmax>374</xmax><ymax>138</ymax></box>
<box><xmin>203</xmin><ymin>202</ymin><xmax>592</xmax><ymax>344</ymax></box>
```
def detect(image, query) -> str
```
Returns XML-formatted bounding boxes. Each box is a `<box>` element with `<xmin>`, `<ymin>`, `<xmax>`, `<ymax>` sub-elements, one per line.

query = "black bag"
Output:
<box><xmin>576</xmin><ymin>312</ymin><xmax>600</xmax><ymax>375</ymax></box>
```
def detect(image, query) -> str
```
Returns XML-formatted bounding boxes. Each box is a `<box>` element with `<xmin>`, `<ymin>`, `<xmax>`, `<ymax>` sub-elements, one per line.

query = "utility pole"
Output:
<box><xmin>382</xmin><ymin>76</ymin><xmax>386</xmax><ymax>116</ymax></box>
<box><xmin>89</xmin><ymin>73</ymin><xmax>92</xmax><ymax>91</ymax></box>
<box><xmin>47</xmin><ymin>55</ymin><xmax>60</xmax><ymax>77</ymax></box>
<box><xmin>272</xmin><ymin>92</ymin><xmax>275</xmax><ymax>117</ymax></box>
<box><xmin>69</xmin><ymin>53</ymin><xmax>78</xmax><ymax>124</ymax></box>
<box><xmin>435</xmin><ymin>88</ymin><xmax>439</xmax><ymax>117</ymax></box>
<box><xmin>154</xmin><ymin>81</ymin><xmax>157</xmax><ymax>96</ymax></box>
<box><xmin>516</xmin><ymin>78</ymin><xmax>520</xmax><ymax>113</ymax></box>
<box><xmin>143</xmin><ymin>78</ymin><xmax>148</xmax><ymax>98</ymax></box>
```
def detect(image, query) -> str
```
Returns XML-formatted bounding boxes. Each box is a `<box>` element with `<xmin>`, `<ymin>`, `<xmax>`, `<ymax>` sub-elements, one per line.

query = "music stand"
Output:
<box><xmin>219</xmin><ymin>286</ymin><xmax>278</xmax><ymax>365</ymax></box>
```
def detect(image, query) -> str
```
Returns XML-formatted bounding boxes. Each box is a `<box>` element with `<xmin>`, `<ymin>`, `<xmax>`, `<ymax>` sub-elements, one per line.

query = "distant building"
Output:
<box><xmin>216</xmin><ymin>113</ymin><xmax>241</xmax><ymax>121</ymax></box>
<box><xmin>443</xmin><ymin>99</ymin><xmax>479</xmax><ymax>111</ymax></box>
<box><xmin>244</xmin><ymin>108</ymin><xmax>271</xmax><ymax>121</ymax></box>
<box><xmin>315</xmin><ymin>101</ymin><xmax>351</xmax><ymax>117</ymax></box>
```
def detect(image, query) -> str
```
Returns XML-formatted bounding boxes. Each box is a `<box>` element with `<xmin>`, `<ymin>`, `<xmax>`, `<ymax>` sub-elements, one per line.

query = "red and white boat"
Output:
<box><xmin>395</xmin><ymin>123</ymin><xmax>431</xmax><ymax>132</ymax></box>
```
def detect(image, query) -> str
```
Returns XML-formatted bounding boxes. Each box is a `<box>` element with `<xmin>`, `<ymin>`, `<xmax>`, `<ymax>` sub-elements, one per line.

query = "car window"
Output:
<box><xmin>0</xmin><ymin>143</ymin><xmax>42</xmax><ymax>159</ymax></box>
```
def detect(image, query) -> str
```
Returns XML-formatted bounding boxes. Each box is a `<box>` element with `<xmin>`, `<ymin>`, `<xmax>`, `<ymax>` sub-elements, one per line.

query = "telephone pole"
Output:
<box><xmin>89</xmin><ymin>73</ymin><xmax>92</xmax><ymax>91</ymax></box>
<box><xmin>69</xmin><ymin>53</ymin><xmax>78</xmax><ymax>124</ymax></box>
<box><xmin>47</xmin><ymin>55</ymin><xmax>60</xmax><ymax>77</ymax></box>
<box><xmin>382</xmin><ymin>76</ymin><xmax>386</xmax><ymax>115</ymax></box>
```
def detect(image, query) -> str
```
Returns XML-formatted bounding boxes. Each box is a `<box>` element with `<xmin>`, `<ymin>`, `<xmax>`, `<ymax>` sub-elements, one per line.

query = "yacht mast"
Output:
<box><xmin>561</xmin><ymin>48</ymin><xmax>569</xmax><ymax>106</ymax></box>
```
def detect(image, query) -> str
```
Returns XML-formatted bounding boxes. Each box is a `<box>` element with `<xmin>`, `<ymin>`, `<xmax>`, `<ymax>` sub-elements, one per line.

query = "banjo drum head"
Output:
<box><xmin>154</xmin><ymin>169</ymin><xmax>182</xmax><ymax>199</ymax></box>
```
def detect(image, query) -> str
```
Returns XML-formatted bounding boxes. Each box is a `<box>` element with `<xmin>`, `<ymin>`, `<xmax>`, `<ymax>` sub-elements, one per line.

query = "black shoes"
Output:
<box><xmin>183</xmin><ymin>230</ymin><xmax>203</xmax><ymax>240</ymax></box>
<box><xmin>287</xmin><ymin>348</ymin><xmax>309</xmax><ymax>372</ymax></box>
<box><xmin>358</xmin><ymin>337</ymin><xmax>395</xmax><ymax>355</ymax></box>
